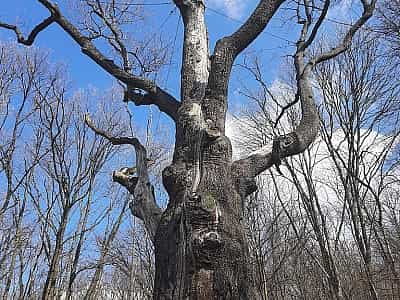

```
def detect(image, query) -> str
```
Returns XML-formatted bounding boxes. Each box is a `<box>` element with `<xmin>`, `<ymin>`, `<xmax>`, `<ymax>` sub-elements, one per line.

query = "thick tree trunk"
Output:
<box><xmin>155</xmin><ymin>133</ymin><xmax>260</xmax><ymax>299</ymax></box>
<box><xmin>152</xmin><ymin>2</ymin><xmax>286</xmax><ymax>298</ymax></box>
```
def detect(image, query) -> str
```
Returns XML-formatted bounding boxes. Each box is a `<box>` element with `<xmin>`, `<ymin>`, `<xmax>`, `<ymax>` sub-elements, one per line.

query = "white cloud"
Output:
<box><xmin>327</xmin><ymin>0</ymin><xmax>356</xmax><ymax>21</ymax></box>
<box><xmin>207</xmin><ymin>0</ymin><xmax>249</xmax><ymax>19</ymax></box>
<box><xmin>226</xmin><ymin>79</ymin><xmax>297</xmax><ymax>159</ymax></box>
<box><xmin>226</xmin><ymin>79</ymin><xmax>400</xmax><ymax>242</ymax></box>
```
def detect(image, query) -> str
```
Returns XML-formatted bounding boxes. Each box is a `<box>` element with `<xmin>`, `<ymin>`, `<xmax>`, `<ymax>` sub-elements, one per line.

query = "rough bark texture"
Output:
<box><xmin>156</xmin><ymin>113</ymin><xmax>258</xmax><ymax>299</ymax></box>
<box><xmin>150</xmin><ymin>1</ymin><xmax>289</xmax><ymax>298</ymax></box>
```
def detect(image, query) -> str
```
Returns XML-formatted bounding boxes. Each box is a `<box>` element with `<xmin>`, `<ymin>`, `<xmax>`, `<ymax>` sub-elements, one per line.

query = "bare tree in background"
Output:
<box><xmin>0</xmin><ymin>43</ymin><xmax>170</xmax><ymax>299</ymax></box>
<box><xmin>316</xmin><ymin>33</ymin><xmax>400</xmax><ymax>299</ymax></box>
<box><xmin>0</xmin><ymin>43</ymin><xmax>50</xmax><ymax>298</ymax></box>
<box><xmin>0</xmin><ymin>43</ymin><xmax>47</xmax><ymax>218</ymax></box>
<box><xmin>233</xmin><ymin>31</ymin><xmax>400</xmax><ymax>299</ymax></box>
<box><xmin>376</xmin><ymin>0</ymin><xmax>400</xmax><ymax>60</ymax></box>
<box><xmin>0</xmin><ymin>0</ymin><xmax>376</xmax><ymax>298</ymax></box>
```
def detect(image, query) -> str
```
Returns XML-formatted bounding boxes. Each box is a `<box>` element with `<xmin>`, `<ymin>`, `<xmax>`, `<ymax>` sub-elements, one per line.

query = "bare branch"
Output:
<box><xmin>85</xmin><ymin>113</ymin><xmax>143</xmax><ymax>149</ymax></box>
<box><xmin>274</xmin><ymin>93</ymin><xmax>300</xmax><ymax>128</ymax></box>
<box><xmin>124</xmin><ymin>87</ymin><xmax>180</xmax><ymax>122</ymax></box>
<box><xmin>84</xmin><ymin>113</ymin><xmax>162</xmax><ymax>241</ymax></box>
<box><xmin>310</xmin><ymin>0</ymin><xmax>377</xmax><ymax>65</ymax></box>
<box><xmin>0</xmin><ymin>0</ymin><xmax>179</xmax><ymax>121</ymax></box>
<box><xmin>84</xmin><ymin>0</ymin><xmax>131</xmax><ymax>72</ymax></box>
<box><xmin>0</xmin><ymin>15</ymin><xmax>57</xmax><ymax>46</ymax></box>
<box><xmin>204</xmin><ymin>0</ymin><xmax>286</xmax><ymax>130</ymax></box>
<box><xmin>300</xmin><ymin>0</ymin><xmax>330</xmax><ymax>51</ymax></box>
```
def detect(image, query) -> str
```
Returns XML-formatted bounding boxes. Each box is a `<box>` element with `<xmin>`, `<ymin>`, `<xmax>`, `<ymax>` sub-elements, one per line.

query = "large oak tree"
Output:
<box><xmin>0</xmin><ymin>0</ymin><xmax>376</xmax><ymax>299</ymax></box>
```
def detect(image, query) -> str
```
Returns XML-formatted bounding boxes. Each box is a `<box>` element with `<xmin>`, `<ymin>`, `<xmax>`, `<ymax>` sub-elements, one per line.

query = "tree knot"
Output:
<box><xmin>272</xmin><ymin>134</ymin><xmax>297</xmax><ymax>174</ymax></box>
<box><xmin>112</xmin><ymin>167</ymin><xmax>139</xmax><ymax>194</ymax></box>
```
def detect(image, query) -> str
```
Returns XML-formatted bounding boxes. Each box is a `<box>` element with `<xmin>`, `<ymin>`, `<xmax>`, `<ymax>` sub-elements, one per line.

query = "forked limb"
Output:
<box><xmin>84</xmin><ymin>113</ymin><xmax>162</xmax><ymax>242</ymax></box>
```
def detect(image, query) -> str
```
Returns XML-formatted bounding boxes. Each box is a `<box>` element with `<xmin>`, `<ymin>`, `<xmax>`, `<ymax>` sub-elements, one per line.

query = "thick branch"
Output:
<box><xmin>232</xmin><ymin>0</ymin><xmax>376</xmax><ymax>184</ymax></box>
<box><xmin>204</xmin><ymin>0</ymin><xmax>286</xmax><ymax>131</ymax></box>
<box><xmin>309</xmin><ymin>0</ymin><xmax>376</xmax><ymax>65</ymax></box>
<box><xmin>84</xmin><ymin>114</ymin><xmax>162</xmax><ymax>241</ymax></box>
<box><xmin>173</xmin><ymin>0</ymin><xmax>209</xmax><ymax>103</ymax></box>
<box><xmin>227</xmin><ymin>0</ymin><xmax>287</xmax><ymax>55</ymax></box>
<box><xmin>124</xmin><ymin>88</ymin><xmax>180</xmax><ymax>122</ymax></box>
<box><xmin>231</xmin><ymin>68</ymin><xmax>319</xmax><ymax>179</ymax></box>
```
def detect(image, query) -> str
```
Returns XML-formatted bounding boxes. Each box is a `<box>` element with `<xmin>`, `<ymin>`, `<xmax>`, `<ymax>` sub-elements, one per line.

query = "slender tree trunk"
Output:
<box><xmin>42</xmin><ymin>208</ymin><xmax>70</xmax><ymax>300</ymax></box>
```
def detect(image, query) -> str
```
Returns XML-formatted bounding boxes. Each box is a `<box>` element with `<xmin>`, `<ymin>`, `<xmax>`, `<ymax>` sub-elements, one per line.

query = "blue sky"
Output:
<box><xmin>0</xmin><ymin>1</ymin><xmax>361</xmax><ymax>139</ymax></box>
<box><xmin>0</xmin><ymin>1</ymin><xmax>300</xmax><ymax>103</ymax></box>
<box><xmin>1</xmin><ymin>1</ymin><xmax>115</xmax><ymax>89</ymax></box>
